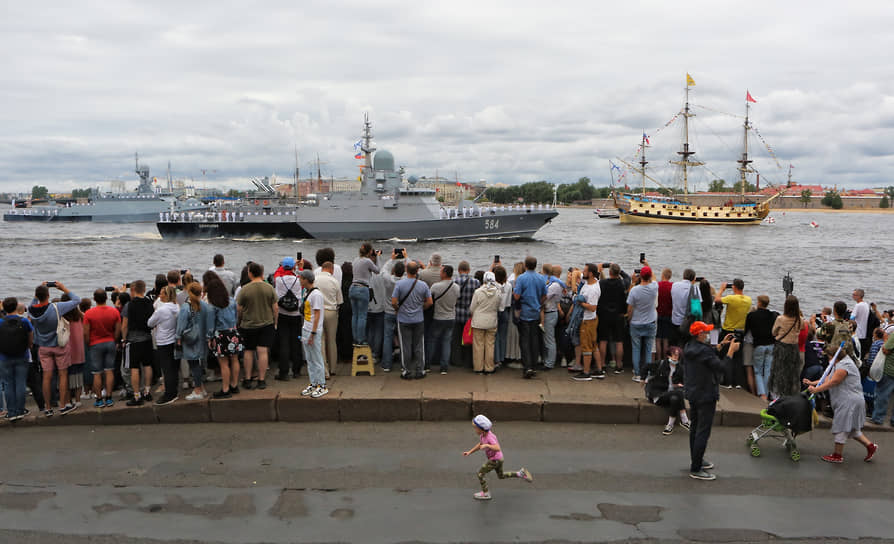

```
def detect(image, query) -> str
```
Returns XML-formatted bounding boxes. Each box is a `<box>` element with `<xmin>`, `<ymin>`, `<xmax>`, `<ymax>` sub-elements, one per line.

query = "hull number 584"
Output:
<box><xmin>484</xmin><ymin>219</ymin><xmax>500</xmax><ymax>230</ymax></box>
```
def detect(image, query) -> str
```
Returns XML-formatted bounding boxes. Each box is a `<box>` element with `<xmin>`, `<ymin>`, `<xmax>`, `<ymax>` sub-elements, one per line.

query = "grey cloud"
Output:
<box><xmin>2</xmin><ymin>1</ymin><xmax>893</xmax><ymax>191</ymax></box>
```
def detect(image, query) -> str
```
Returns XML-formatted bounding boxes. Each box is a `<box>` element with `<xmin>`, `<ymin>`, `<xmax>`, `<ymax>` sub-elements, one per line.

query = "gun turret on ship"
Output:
<box><xmin>155</xmin><ymin>115</ymin><xmax>558</xmax><ymax>240</ymax></box>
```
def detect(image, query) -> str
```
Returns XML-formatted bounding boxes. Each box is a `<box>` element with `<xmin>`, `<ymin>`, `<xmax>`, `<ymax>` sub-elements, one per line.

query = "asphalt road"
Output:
<box><xmin>1</xmin><ymin>421</ymin><xmax>892</xmax><ymax>543</ymax></box>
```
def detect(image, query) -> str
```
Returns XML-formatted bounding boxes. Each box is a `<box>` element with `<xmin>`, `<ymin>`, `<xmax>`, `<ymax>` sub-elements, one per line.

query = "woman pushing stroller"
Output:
<box><xmin>641</xmin><ymin>346</ymin><xmax>690</xmax><ymax>435</ymax></box>
<box><xmin>803</xmin><ymin>343</ymin><xmax>878</xmax><ymax>464</ymax></box>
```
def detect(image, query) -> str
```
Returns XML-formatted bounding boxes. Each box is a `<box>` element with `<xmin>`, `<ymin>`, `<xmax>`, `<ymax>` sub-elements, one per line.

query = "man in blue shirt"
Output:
<box><xmin>0</xmin><ymin>297</ymin><xmax>34</xmax><ymax>421</ymax></box>
<box><xmin>392</xmin><ymin>262</ymin><xmax>433</xmax><ymax>379</ymax></box>
<box><xmin>513</xmin><ymin>256</ymin><xmax>547</xmax><ymax>379</ymax></box>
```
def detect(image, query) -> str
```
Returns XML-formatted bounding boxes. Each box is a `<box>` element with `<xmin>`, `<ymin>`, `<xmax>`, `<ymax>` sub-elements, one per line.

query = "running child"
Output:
<box><xmin>462</xmin><ymin>414</ymin><xmax>533</xmax><ymax>500</ymax></box>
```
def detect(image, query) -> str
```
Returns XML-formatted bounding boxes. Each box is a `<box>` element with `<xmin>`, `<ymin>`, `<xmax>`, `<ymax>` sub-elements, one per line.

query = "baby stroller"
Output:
<box><xmin>745</xmin><ymin>392</ymin><xmax>815</xmax><ymax>462</ymax></box>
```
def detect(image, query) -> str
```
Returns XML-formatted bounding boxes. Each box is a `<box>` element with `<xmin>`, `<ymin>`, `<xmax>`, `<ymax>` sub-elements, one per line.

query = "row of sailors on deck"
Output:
<box><xmin>438</xmin><ymin>203</ymin><xmax>551</xmax><ymax>219</ymax></box>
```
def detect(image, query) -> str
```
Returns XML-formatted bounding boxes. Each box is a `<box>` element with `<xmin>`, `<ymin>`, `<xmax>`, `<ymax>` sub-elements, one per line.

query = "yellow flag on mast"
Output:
<box><xmin>686</xmin><ymin>73</ymin><xmax>696</xmax><ymax>86</ymax></box>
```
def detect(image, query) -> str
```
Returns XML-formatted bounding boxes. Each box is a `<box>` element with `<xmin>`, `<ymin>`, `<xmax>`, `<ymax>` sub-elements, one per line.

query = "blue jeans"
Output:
<box><xmin>542</xmin><ymin>311</ymin><xmax>558</xmax><ymax>368</ymax></box>
<box><xmin>629</xmin><ymin>321</ymin><xmax>657</xmax><ymax>375</ymax></box>
<box><xmin>348</xmin><ymin>285</ymin><xmax>370</xmax><ymax>344</ymax></box>
<box><xmin>382</xmin><ymin>313</ymin><xmax>397</xmax><ymax>370</ymax></box>
<box><xmin>752</xmin><ymin>344</ymin><xmax>774</xmax><ymax>397</ymax></box>
<box><xmin>88</xmin><ymin>341</ymin><xmax>117</xmax><ymax>375</ymax></box>
<box><xmin>366</xmin><ymin>312</ymin><xmax>385</xmax><ymax>362</ymax></box>
<box><xmin>426</xmin><ymin>319</ymin><xmax>453</xmax><ymax>371</ymax></box>
<box><xmin>0</xmin><ymin>358</ymin><xmax>28</xmax><ymax>417</ymax></box>
<box><xmin>302</xmin><ymin>334</ymin><xmax>326</xmax><ymax>386</ymax></box>
<box><xmin>187</xmin><ymin>359</ymin><xmax>204</xmax><ymax>388</ymax></box>
<box><xmin>872</xmin><ymin>374</ymin><xmax>894</xmax><ymax>424</ymax></box>
<box><xmin>495</xmin><ymin>310</ymin><xmax>509</xmax><ymax>363</ymax></box>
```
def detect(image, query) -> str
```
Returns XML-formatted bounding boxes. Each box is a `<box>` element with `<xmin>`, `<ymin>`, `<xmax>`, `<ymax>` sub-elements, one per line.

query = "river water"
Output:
<box><xmin>1</xmin><ymin>207</ymin><xmax>891</xmax><ymax>315</ymax></box>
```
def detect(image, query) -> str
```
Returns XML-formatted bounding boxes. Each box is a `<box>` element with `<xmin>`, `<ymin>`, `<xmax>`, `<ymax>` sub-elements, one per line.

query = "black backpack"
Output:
<box><xmin>278</xmin><ymin>276</ymin><xmax>301</xmax><ymax>313</ymax></box>
<box><xmin>0</xmin><ymin>316</ymin><xmax>29</xmax><ymax>357</ymax></box>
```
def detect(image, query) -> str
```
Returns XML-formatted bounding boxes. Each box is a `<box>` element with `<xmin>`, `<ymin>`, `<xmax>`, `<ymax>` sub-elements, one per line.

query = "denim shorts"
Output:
<box><xmin>88</xmin><ymin>341</ymin><xmax>117</xmax><ymax>375</ymax></box>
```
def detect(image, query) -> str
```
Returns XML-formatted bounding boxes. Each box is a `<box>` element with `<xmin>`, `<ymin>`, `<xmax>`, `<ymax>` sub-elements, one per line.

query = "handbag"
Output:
<box><xmin>53</xmin><ymin>304</ymin><xmax>70</xmax><ymax>348</ymax></box>
<box><xmin>181</xmin><ymin>308</ymin><xmax>200</xmax><ymax>344</ymax></box>
<box><xmin>679</xmin><ymin>285</ymin><xmax>701</xmax><ymax>335</ymax></box>
<box><xmin>462</xmin><ymin>318</ymin><xmax>474</xmax><ymax>345</ymax></box>
<box><xmin>869</xmin><ymin>347</ymin><xmax>886</xmax><ymax>382</ymax></box>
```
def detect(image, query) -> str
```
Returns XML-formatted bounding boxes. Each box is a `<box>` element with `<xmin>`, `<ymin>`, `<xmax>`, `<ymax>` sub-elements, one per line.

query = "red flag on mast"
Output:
<box><xmin>746</xmin><ymin>91</ymin><xmax>757</xmax><ymax>103</ymax></box>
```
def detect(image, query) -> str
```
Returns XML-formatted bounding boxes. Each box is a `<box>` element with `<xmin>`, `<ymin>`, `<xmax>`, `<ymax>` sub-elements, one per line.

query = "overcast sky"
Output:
<box><xmin>2</xmin><ymin>1</ymin><xmax>892</xmax><ymax>192</ymax></box>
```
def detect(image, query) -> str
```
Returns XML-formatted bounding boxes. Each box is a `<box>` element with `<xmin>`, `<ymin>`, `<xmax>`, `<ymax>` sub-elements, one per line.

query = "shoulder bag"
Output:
<box><xmin>53</xmin><ymin>304</ymin><xmax>70</xmax><ymax>348</ymax></box>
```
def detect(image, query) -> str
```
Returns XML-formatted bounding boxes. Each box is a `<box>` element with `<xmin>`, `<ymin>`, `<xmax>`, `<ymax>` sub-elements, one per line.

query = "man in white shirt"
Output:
<box><xmin>851</xmin><ymin>288</ymin><xmax>871</xmax><ymax>358</ymax></box>
<box><xmin>315</xmin><ymin>261</ymin><xmax>343</xmax><ymax>377</ymax></box>
<box><xmin>670</xmin><ymin>268</ymin><xmax>700</xmax><ymax>347</ymax></box>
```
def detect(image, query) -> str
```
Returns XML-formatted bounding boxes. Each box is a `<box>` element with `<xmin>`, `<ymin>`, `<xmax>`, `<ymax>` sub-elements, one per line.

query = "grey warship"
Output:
<box><xmin>3</xmin><ymin>155</ymin><xmax>206</xmax><ymax>223</ymax></box>
<box><xmin>156</xmin><ymin>116</ymin><xmax>558</xmax><ymax>241</ymax></box>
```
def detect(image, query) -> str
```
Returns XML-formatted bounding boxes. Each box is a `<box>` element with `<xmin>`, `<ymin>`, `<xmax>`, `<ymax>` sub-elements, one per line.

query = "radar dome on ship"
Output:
<box><xmin>373</xmin><ymin>150</ymin><xmax>395</xmax><ymax>172</ymax></box>
<box><xmin>408</xmin><ymin>175</ymin><xmax>418</xmax><ymax>184</ymax></box>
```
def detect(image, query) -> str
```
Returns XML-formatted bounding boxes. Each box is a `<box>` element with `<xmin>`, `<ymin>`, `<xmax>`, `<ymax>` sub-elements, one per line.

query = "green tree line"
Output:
<box><xmin>485</xmin><ymin>177</ymin><xmax>613</xmax><ymax>204</ymax></box>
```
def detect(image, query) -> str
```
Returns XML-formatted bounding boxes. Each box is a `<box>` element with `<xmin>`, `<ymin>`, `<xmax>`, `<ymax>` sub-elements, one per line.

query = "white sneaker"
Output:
<box><xmin>632</xmin><ymin>376</ymin><xmax>643</xmax><ymax>383</ymax></box>
<box><xmin>300</xmin><ymin>384</ymin><xmax>315</xmax><ymax>397</ymax></box>
<box><xmin>80</xmin><ymin>393</ymin><xmax>91</xmax><ymax>400</ymax></box>
<box><xmin>185</xmin><ymin>391</ymin><xmax>205</xmax><ymax>401</ymax></box>
<box><xmin>473</xmin><ymin>491</ymin><xmax>492</xmax><ymax>500</ymax></box>
<box><xmin>311</xmin><ymin>386</ymin><xmax>329</xmax><ymax>398</ymax></box>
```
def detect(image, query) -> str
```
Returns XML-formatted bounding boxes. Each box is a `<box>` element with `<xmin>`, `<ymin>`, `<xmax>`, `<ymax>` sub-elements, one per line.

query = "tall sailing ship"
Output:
<box><xmin>612</xmin><ymin>75</ymin><xmax>783</xmax><ymax>224</ymax></box>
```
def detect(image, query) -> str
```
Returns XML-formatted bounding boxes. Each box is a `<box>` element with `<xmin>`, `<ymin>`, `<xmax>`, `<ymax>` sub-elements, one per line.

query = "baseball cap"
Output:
<box><xmin>639</xmin><ymin>266</ymin><xmax>652</xmax><ymax>280</ymax></box>
<box><xmin>299</xmin><ymin>269</ymin><xmax>315</xmax><ymax>283</ymax></box>
<box><xmin>281</xmin><ymin>257</ymin><xmax>295</xmax><ymax>270</ymax></box>
<box><xmin>473</xmin><ymin>414</ymin><xmax>492</xmax><ymax>431</ymax></box>
<box><xmin>689</xmin><ymin>321</ymin><xmax>714</xmax><ymax>336</ymax></box>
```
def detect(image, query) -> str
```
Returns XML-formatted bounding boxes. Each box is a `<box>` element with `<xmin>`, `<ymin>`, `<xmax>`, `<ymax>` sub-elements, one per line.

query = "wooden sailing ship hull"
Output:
<box><xmin>616</xmin><ymin>196</ymin><xmax>769</xmax><ymax>225</ymax></box>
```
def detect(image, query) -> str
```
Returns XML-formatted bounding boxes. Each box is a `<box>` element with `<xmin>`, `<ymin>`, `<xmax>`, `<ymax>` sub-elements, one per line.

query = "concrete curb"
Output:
<box><xmin>3</xmin><ymin>374</ymin><xmax>892</xmax><ymax>430</ymax></box>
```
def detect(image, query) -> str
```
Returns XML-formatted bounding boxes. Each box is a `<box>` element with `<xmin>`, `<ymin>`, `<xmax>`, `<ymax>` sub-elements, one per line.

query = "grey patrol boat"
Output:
<box><xmin>3</xmin><ymin>155</ymin><xmax>206</xmax><ymax>223</ymax></box>
<box><xmin>156</xmin><ymin>116</ymin><xmax>558</xmax><ymax>240</ymax></box>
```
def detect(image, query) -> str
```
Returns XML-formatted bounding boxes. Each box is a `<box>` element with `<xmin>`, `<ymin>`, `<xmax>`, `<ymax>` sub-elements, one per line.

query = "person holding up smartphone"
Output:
<box><xmin>684</xmin><ymin>322</ymin><xmax>740</xmax><ymax>481</ymax></box>
<box><xmin>349</xmin><ymin>243</ymin><xmax>380</xmax><ymax>346</ymax></box>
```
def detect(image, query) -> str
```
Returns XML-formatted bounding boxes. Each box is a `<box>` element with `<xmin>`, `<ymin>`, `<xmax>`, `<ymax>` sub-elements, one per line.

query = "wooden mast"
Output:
<box><xmin>670</xmin><ymin>78</ymin><xmax>703</xmax><ymax>195</ymax></box>
<box><xmin>639</xmin><ymin>132</ymin><xmax>649</xmax><ymax>195</ymax></box>
<box><xmin>737</xmin><ymin>97</ymin><xmax>753</xmax><ymax>201</ymax></box>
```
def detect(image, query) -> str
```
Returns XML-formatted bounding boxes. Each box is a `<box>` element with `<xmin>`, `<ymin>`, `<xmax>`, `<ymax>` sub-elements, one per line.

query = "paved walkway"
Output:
<box><xmin>4</xmin><ymin>363</ymin><xmax>892</xmax><ymax>430</ymax></box>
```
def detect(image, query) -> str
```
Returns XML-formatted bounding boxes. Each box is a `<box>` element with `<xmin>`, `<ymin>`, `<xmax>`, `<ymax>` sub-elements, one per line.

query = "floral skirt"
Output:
<box><xmin>210</xmin><ymin>328</ymin><xmax>244</xmax><ymax>357</ymax></box>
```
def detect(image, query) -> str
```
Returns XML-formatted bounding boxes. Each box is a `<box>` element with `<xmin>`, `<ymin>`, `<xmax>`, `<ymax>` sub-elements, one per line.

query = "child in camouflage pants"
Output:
<box><xmin>463</xmin><ymin>414</ymin><xmax>533</xmax><ymax>500</ymax></box>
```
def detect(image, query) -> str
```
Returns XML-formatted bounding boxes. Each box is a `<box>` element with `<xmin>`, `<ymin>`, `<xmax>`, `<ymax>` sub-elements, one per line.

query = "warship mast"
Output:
<box><xmin>360</xmin><ymin>113</ymin><xmax>375</xmax><ymax>195</ymax></box>
<box><xmin>669</xmin><ymin>77</ymin><xmax>703</xmax><ymax>195</ymax></box>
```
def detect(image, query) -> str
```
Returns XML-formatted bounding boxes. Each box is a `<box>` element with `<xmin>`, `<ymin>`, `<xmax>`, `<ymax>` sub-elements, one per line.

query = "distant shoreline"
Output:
<box><xmin>767</xmin><ymin>208</ymin><xmax>894</xmax><ymax>214</ymax></box>
<box><xmin>560</xmin><ymin>204</ymin><xmax>894</xmax><ymax>214</ymax></box>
